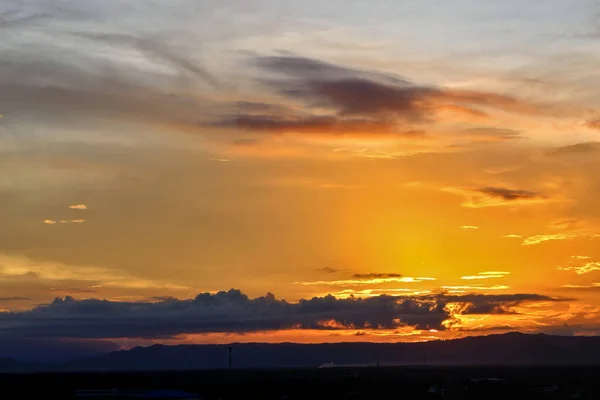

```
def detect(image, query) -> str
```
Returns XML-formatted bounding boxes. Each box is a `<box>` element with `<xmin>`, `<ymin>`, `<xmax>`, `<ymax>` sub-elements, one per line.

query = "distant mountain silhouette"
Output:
<box><xmin>3</xmin><ymin>332</ymin><xmax>600</xmax><ymax>372</ymax></box>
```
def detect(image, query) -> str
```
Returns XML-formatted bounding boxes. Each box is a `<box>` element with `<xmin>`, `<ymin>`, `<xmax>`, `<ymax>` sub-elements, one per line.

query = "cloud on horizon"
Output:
<box><xmin>0</xmin><ymin>289</ymin><xmax>568</xmax><ymax>340</ymax></box>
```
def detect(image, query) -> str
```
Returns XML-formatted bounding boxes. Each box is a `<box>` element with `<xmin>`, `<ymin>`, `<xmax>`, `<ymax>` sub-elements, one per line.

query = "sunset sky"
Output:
<box><xmin>1</xmin><ymin>0</ymin><xmax>600</xmax><ymax>347</ymax></box>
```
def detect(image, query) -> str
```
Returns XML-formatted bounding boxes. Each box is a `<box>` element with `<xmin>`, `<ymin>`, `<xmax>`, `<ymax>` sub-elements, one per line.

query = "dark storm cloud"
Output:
<box><xmin>0</xmin><ymin>289</ymin><xmax>568</xmax><ymax>340</ymax></box>
<box><xmin>475</xmin><ymin>187</ymin><xmax>546</xmax><ymax>201</ymax></box>
<box><xmin>550</xmin><ymin>142</ymin><xmax>600</xmax><ymax>155</ymax></box>
<box><xmin>352</xmin><ymin>273</ymin><xmax>403</xmax><ymax>279</ymax></box>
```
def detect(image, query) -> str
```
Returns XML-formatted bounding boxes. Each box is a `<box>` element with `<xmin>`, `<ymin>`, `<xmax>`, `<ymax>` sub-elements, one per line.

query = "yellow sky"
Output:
<box><xmin>1</xmin><ymin>0</ymin><xmax>600</xmax><ymax>343</ymax></box>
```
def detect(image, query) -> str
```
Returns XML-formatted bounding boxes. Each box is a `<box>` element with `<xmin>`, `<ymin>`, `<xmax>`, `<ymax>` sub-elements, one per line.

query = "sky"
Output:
<box><xmin>1</xmin><ymin>0</ymin><xmax>600</xmax><ymax>350</ymax></box>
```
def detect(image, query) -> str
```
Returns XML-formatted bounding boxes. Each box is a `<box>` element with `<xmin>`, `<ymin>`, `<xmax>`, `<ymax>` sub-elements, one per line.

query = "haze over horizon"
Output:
<box><xmin>2</xmin><ymin>0</ymin><xmax>600</xmax><ymax>350</ymax></box>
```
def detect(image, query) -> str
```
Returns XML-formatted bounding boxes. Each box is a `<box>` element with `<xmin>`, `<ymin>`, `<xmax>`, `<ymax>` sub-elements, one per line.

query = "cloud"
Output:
<box><xmin>67</xmin><ymin>32</ymin><xmax>219</xmax><ymax>88</ymax></box>
<box><xmin>0</xmin><ymin>297</ymin><xmax>31</xmax><ymax>302</ymax></box>
<box><xmin>441</xmin><ymin>285</ymin><xmax>510</xmax><ymax>291</ymax></box>
<box><xmin>438</xmin><ymin>293</ymin><xmax>563</xmax><ymax>316</ymax></box>
<box><xmin>522</xmin><ymin>231</ymin><xmax>588</xmax><ymax>246</ymax></box>
<box><xmin>476</xmin><ymin>187</ymin><xmax>544</xmax><ymax>201</ymax></box>
<box><xmin>351</xmin><ymin>273</ymin><xmax>403</xmax><ymax>279</ymax></box>
<box><xmin>585</xmin><ymin>118</ymin><xmax>600</xmax><ymax>130</ymax></box>
<box><xmin>295</xmin><ymin>277</ymin><xmax>436</xmax><ymax>286</ymax></box>
<box><xmin>502</xmin><ymin>234</ymin><xmax>522</xmax><ymax>239</ymax></box>
<box><xmin>443</xmin><ymin>186</ymin><xmax>549</xmax><ymax>208</ymax></box>
<box><xmin>253</xmin><ymin>55</ymin><xmax>536</xmax><ymax>118</ymax></box>
<box><xmin>561</xmin><ymin>283</ymin><xmax>600</xmax><ymax>290</ymax></box>
<box><xmin>559</xmin><ymin>261</ymin><xmax>600</xmax><ymax>275</ymax></box>
<box><xmin>68</xmin><ymin>204</ymin><xmax>88</xmax><ymax>210</ymax></box>
<box><xmin>0</xmin><ymin>254</ymin><xmax>188</xmax><ymax>291</ymax></box>
<box><xmin>461</xmin><ymin>225</ymin><xmax>479</xmax><ymax>230</ymax></box>
<box><xmin>550</xmin><ymin>142</ymin><xmax>600</xmax><ymax>155</ymax></box>
<box><xmin>461</xmin><ymin>272</ymin><xmax>510</xmax><ymax>280</ymax></box>
<box><xmin>461</xmin><ymin>127</ymin><xmax>524</xmax><ymax>142</ymax></box>
<box><xmin>317</xmin><ymin>267</ymin><xmax>340</xmax><ymax>274</ymax></box>
<box><xmin>0</xmin><ymin>289</ymin><xmax>567</xmax><ymax>339</ymax></box>
<box><xmin>548</xmin><ymin>219</ymin><xmax>580</xmax><ymax>230</ymax></box>
<box><xmin>214</xmin><ymin>114</ymin><xmax>399</xmax><ymax>137</ymax></box>
<box><xmin>211</xmin><ymin>55</ymin><xmax>540</xmax><ymax>146</ymax></box>
<box><xmin>43</xmin><ymin>219</ymin><xmax>86</xmax><ymax>225</ymax></box>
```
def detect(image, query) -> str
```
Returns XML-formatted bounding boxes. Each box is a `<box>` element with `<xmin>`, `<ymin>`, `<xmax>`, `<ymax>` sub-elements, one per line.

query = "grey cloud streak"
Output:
<box><xmin>212</xmin><ymin>55</ymin><xmax>541</xmax><ymax>138</ymax></box>
<box><xmin>475</xmin><ymin>187</ymin><xmax>546</xmax><ymax>202</ymax></box>
<box><xmin>0</xmin><ymin>289</ymin><xmax>568</xmax><ymax>340</ymax></box>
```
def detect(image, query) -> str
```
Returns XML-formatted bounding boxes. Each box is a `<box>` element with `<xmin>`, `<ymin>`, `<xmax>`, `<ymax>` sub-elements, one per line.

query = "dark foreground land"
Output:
<box><xmin>2</xmin><ymin>366</ymin><xmax>600</xmax><ymax>400</ymax></box>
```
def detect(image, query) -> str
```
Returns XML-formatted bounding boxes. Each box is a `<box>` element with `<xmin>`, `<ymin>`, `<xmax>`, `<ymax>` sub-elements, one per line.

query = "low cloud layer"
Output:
<box><xmin>0</xmin><ymin>289</ymin><xmax>567</xmax><ymax>340</ymax></box>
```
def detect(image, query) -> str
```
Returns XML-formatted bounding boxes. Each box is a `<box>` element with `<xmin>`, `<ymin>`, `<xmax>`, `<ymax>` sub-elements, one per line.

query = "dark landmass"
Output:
<box><xmin>1</xmin><ymin>366</ymin><xmax>600</xmax><ymax>399</ymax></box>
<box><xmin>3</xmin><ymin>332</ymin><xmax>600</xmax><ymax>373</ymax></box>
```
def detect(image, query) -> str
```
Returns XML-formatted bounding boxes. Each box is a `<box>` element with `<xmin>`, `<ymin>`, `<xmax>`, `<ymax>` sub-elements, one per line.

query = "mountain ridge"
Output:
<box><xmin>3</xmin><ymin>332</ymin><xmax>600</xmax><ymax>372</ymax></box>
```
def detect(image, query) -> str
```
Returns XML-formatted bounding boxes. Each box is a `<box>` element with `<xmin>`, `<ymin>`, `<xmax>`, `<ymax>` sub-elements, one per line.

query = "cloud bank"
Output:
<box><xmin>0</xmin><ymin>289</ymin><xmax>568</xmax><ymax>340</ymax></box>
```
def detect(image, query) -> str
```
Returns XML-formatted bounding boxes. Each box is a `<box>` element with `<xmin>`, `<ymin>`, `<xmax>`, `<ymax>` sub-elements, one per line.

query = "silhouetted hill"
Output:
<box><xmin>3</xmin><ymin>332</ymin><xmax>600</xmax><ymax>372</ymax></box>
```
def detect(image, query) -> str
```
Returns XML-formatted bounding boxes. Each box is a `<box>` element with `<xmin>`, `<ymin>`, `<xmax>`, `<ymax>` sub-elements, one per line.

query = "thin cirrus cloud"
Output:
<box><xmin>68</xmin><ymin>204</ymin><xmax>88</xmax><ymax>210</ymax></box>
<box><xmin>442</xmin><ymin>186</ymin><xmax>550</xmax><ymax>208</ymax></box>
<box><xmin>585</xmin><ymin>118</ymin><xmax>600</xmax><ymax>130</ymax></box>
<box><xmin>549</xmin><ymin>142</ymin><xmax>600</xmax><ymax>156</ymax></box>
<box><xmin>461</xmin><ymin>225</ymin><xmax>479</xmax><ymax>230</ymax></box>
<box><xmin>294</xmin><ymin>276</ymin><xmax>436</xmax><ymax>286</ymax></box>
<box><xmin>43</xmin><ymin>219</ymin><xmax>86</xmax><ymax>225</ymax></box>
<box><xmin>562</xmin><ymin>284</ymin><xmax>600</xmax><ymax>290</ymax></box>
<box><xmin>0</xmin><ymin>254</ymin><xmax>188</xmax><ymax>291</ymax></box>
<box><xmin>0</xmin><ymin>289</ymin><xmax>568</xmax><ymax>340</ymax></box>
<box><xmin>558</xmin><ymin>261</ymin><xmax>600</xmax><ymax>275</ymax></box>
<box><xmin>502</xmin><ymin>234</ymin><xmax>522</xmax><ymax>239</ymax></box>
<box><xmin>521</xmin><ymin>231</ymin><xmax>600</xmax><ymax>246</ymax></box>
<box><xmin>461</xmin><ymin>272</ymin><xmax>510</xmax><ymax>280</ymax></box>
<box><xmin>441</xmin><ymin>285</ymin><xmax>510</xmax><ymax>291</ymax></box>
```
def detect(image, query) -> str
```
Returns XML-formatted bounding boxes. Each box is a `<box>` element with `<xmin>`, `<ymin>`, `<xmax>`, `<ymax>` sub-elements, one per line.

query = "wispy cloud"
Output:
<box><xmin>330</xmin><ymin>288</ymin><xmax>433</xmax><ymax>298</ymax></box>
<box><xmin>443</xmin><ymin>186</ymin><xmax>550</xmax><ymax>208</ymax></box>
<box><xmin>441</xmin><ymin>285</ymin><xmax>510</xmax><ymax>291</ymax></box>
<box><xmin>502</xmin><ymin>234</ymin><xmax>522</xmax><ymax>239</ymax></box>
<box><xmin>68</xmin><ymin>204</ymin><xmax>87</xmax><ymax>210</ymax></box>
<box><xmin>43</xmin><ymin>219</ymin><xmax>86</xmax><ymax>225</ymax></box>
<box><xmin>461</xmin><ymin>225</ymin><xmax>479</xmax><ymax>230</ymax></box>
<box><xmin>550</xmin><ymin>142</ymin><xmax>600</xmax><ymax>155</ymax></box>
<box><xmin>559</xmin><ymin>261</ymin><xmax>600</xmax><ymax>275</ymax></box>
<box><xmin>317</xmin><ymin>267</ymin><xmax>340</xmax><ymax>274</ymax></box>
<box><xmin>352</xmin><ymin>273</ymin><xmax>403</xmax><ymax>279</ymax></box>
<box><xmin>585</xmin><ymin>118</ymin><xmax>600</xmax><ymax>131</ymax></box>
<box><xmin>294</xmin><ymin>277</ymin><xmax>436</xmax><ymax>286</ymax></box>
<box><xmin>461</xmin><ymin>272</ymin><xmax>510</xmax><ymax>280</ymax></box>
<box><xmin>521</xmin><ymin>231</ymin><xmax>599</xmax><ymax>246</ymax></box>
<box><xmin>0</xmin><ymin>254</ymin><xmax>188</xmax><ymax>291</ymax></box>
<box><xmin>561</xmin><ymin>283</ymin><xmax>600</xmax><ymax>289</ymax></box>
<box><xmin>547</xmin><ymin>219</ymin><xmax>580</xmax><ymax>230</ymax></box>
